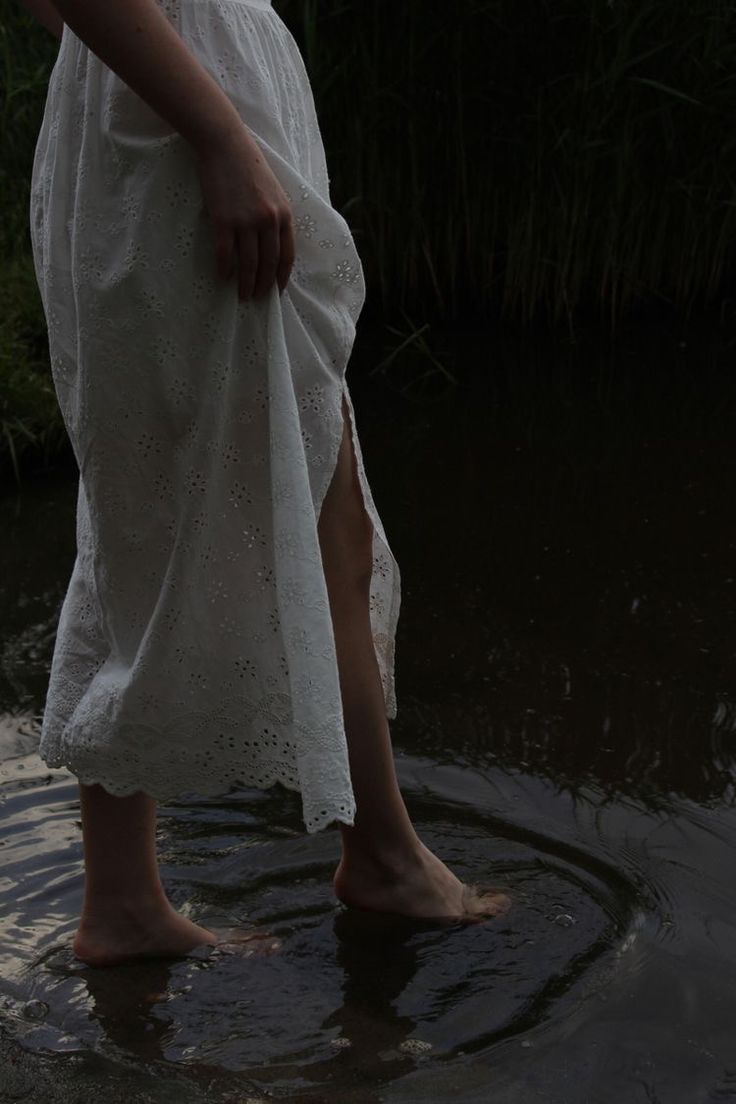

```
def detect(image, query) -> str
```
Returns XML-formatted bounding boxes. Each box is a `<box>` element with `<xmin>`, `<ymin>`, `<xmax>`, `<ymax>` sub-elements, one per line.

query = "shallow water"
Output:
<box><xmin>2</xmin><ymin>321</ymin><xmax>736</xmax><ymax>1102</ymax></box>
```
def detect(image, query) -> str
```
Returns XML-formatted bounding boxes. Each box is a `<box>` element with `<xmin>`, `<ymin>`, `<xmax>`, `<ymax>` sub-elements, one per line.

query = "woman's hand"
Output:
<box><xmin>194</xmin><ymin>126</ymin><xmax>295</xmax><ymax>302</ymax></box>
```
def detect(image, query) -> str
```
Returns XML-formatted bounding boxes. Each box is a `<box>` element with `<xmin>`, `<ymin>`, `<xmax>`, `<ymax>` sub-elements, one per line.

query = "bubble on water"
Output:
<box><xmin>22</xmin><ymin>999</ymin><xmax>49</xmax><ymax>1021</ymax></box>
<box><xmin>329</xmin><ymin>1036</ymin><xmax>352</xmax><ymax>1049</ymax></box>
<box><xmin>545</xmin><ymin>902</ymin><xmax>577</xmax><ymax>926</ymax></box>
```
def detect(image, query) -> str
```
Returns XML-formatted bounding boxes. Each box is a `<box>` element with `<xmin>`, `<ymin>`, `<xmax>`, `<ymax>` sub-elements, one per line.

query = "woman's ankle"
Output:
<box><xmin>337</xmin><ymin>828</ymin><xmax>429</xmax><ymax>878</ymax></box>
<box><xmin>80</xmin><ymin>885</ymin><xmax>172</xmax><ymax>922</ymax></box>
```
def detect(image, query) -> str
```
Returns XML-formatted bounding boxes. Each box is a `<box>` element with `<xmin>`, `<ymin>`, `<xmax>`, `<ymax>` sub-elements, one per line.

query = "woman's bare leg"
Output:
<box><xmin>319</xmin><ymin>397</ymin><xmax>510</xmax><ymax>920</ymax></box>
<box><xmin>72</xmin><ymin>783</ymin><xmax>218</xmax><ymax>966</ymax></box>
<box><xmin>72</xmin><ymin>390</ymin><xmax>506</xmax><ymax>969</ymax></box>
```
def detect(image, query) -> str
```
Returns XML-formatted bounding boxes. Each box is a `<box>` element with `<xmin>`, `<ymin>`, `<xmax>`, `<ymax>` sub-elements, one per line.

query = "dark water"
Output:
<box><xmin>2</xmin><ymin>320</ymin><xmax>736</xmax><ymax>1102</ymax></box>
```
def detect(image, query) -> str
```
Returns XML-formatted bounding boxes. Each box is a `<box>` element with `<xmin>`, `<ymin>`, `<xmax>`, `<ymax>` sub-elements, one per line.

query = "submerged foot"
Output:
<box><xmin>333</xmin><ymin>839</ymin><xmax>512</xmax><ymax>924</ymax></box>
<box><xmin>73</xmin><ymin>901</ymin><xmax>280</xmax><ymax>967</ymax></box>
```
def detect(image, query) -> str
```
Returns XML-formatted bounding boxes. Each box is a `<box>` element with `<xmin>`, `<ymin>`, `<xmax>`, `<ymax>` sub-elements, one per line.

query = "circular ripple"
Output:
<box><xmin>0</xmin><ymin>752</ymin><xmax>656</xmax><ymax>1097</ymax></box>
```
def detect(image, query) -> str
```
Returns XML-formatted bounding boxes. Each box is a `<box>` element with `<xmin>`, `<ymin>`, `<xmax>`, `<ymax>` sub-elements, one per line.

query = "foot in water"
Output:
<box><xmin>72</xmin><ymin>902</ymin><xmax>281</xmax><ymax>967</ymax></box>
<box><xmin>333</xmin><ymin>839</ymin><xmax>512</xmax><ymax>924</ymax></box>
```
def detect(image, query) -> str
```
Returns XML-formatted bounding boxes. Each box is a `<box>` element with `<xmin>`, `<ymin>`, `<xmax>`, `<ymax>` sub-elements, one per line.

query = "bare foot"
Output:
<box><xmin>73</xmin><ymin>900</ymin><xmax>279</xmax><ymax>967</ymax></box>
<box><xmin>333</xmin><ymin>839</ymin><xmax>511</xmax><ymax>924</ymax></box>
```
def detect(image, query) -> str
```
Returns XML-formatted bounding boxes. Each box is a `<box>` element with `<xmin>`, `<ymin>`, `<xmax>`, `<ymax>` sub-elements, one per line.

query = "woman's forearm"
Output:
<box><xmin>18</xmin><ymin>0</ymin><xmax>64</xmax><ymax>41</ymax></box>
<box><xmin>43</xmin><ymin>0</ymin><xmax>250</xmax><ymax>155</ymax></box>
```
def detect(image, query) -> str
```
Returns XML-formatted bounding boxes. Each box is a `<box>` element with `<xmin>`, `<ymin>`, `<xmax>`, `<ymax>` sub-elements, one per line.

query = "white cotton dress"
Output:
<box><xmin>28</xmin><ymin>0</ymin><xmax>401</xmax><ymax>833</ymax></box>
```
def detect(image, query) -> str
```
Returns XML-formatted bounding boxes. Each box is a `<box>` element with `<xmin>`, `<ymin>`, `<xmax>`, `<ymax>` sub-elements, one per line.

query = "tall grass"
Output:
<box><xmin>280</xmin><ymin>0</ymin><xmax>736</xmax><ymax>331</ymax></box>
<box><xmin>3</xmin><ymin>0</ymin><xmax>736</xmax><ymax>477</ymax></box>
<box><xmin>1</xmin><ymin>0</ymin><xmax>67</xmax><ymax>482</ymax></box>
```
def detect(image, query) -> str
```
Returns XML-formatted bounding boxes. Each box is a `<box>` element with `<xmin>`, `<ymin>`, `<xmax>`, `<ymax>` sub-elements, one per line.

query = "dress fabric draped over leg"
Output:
<box><xmin>28</xmin><ymin>0</ymin><xmax>401</xmax><ymax>833</ymax></box>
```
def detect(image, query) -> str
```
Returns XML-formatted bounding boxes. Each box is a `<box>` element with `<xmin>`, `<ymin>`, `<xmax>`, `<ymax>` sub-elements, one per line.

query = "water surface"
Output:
<box><xmin>1</xmin><ymin>320</ymin><xmax>735</xmax><ymax>1102</ymax></box>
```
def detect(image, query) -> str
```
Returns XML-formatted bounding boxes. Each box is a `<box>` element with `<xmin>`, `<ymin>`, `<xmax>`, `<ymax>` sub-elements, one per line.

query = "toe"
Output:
<box><xmin>461</xmin><ymin>884</ymin><xmax>512</xmax><ymax>921</ymax></box>
<box><xmin>209</xmin><ymin>927</ymin><xmax>282</xmax><ymax>956</ymax></box>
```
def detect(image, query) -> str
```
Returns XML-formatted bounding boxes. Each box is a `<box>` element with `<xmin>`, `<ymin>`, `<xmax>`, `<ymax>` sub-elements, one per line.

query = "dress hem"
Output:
<box><xmin>38</xmin><ymin>752</ymin><xmax>359</xmax><ymax>834</ymax></box>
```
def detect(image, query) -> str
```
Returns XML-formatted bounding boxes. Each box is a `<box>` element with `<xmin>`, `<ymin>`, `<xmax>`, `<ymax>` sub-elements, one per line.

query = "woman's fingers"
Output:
<box><xmin>277</xmin><ymin>214</ymin><xmax>295</xmax><ymax>294</ymax></box>
<box><xmin>214</xmin><ymin>225</ymin><xmax>236</xmax><ymax>282</ymax></box>
<box><xmin>252</xmin><ymin>209</ymin><xmax>280</xmax><ymax>300</ymax></box>
<box><xmin>229</xmin><ymin>208</ymin><xmax>295</xmax><ymax>302</ymax></box>
<box><xmin>235</xmin><ymin>225</ymin><xmax>259</xmax><ymax>301</ymax></box>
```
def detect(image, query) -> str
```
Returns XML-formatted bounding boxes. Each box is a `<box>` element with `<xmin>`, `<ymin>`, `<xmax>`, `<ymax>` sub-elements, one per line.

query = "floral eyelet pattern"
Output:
<box><xmin>29</xmin><ymin>0</ymin><xmax>400</xmax><ymax>834</ymax></box>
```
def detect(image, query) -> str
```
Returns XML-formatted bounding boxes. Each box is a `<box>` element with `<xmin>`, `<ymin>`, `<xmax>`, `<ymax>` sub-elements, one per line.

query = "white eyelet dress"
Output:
<box><xmin>28</xmin><ymin>0</ymin><xmax>401</xmax><ymax>833</ymax></box>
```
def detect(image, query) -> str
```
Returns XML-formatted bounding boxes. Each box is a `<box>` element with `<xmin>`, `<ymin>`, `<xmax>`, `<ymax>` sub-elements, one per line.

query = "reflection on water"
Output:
<box><xmin>1</xmin><ymin>322</ymin><xmax>736</xmax><ymax>1102</ymax></box>
<box><xmin>1</xmin><ymin>753</ymin><xmax>641</xmax><ymax>1102</ymax></box>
